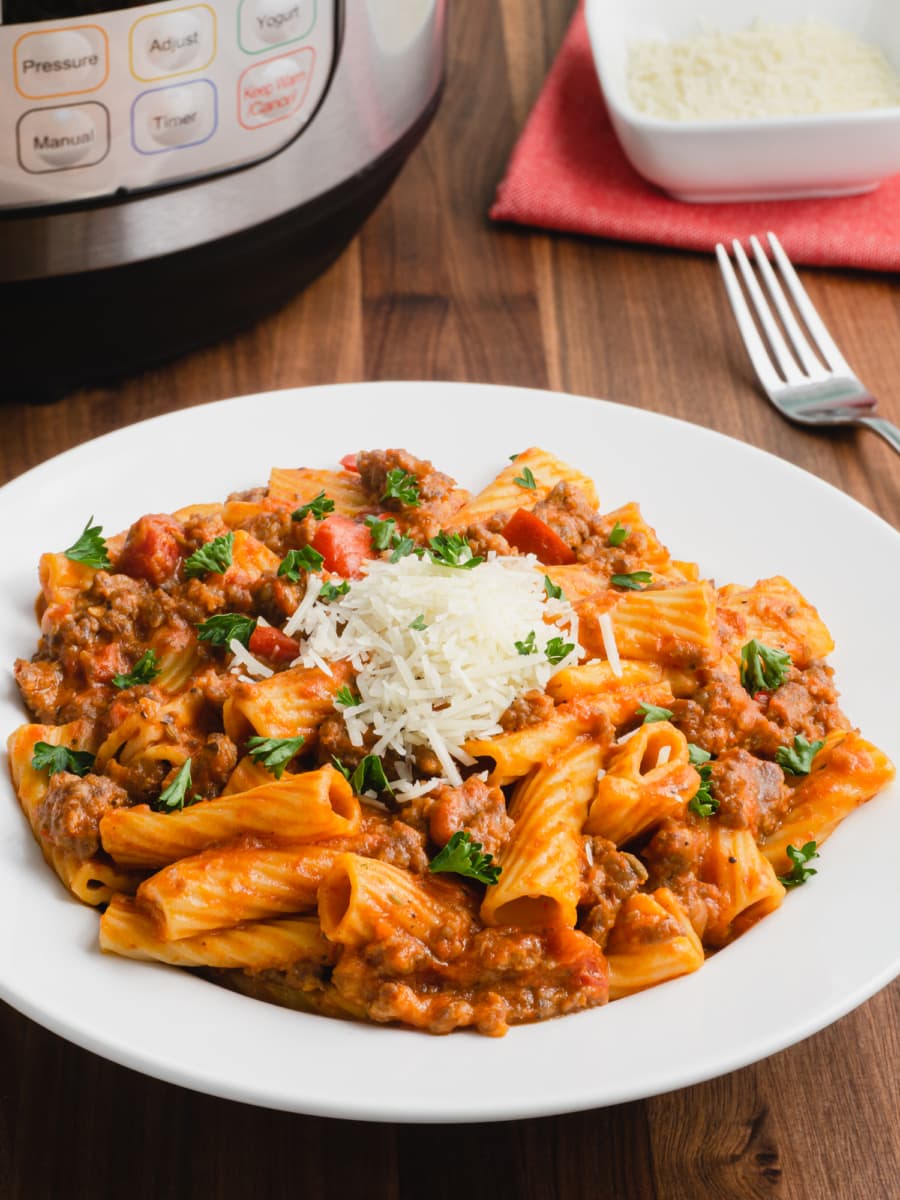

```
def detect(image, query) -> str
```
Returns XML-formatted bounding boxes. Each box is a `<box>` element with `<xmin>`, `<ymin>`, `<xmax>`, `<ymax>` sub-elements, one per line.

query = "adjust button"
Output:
<box><xmin>238</xmin><ymin>0</ymin><xmax>316</xmax><ymax>54</ymax></box>
<box><xmin>131</xmin><ymin>79</ymin><xmax>218</xmax><ymax>153</ymax></box>
<box><xmin>14</xmin><ymin>25</ymin><xmax>109</xmax><ymax>99</ymax></box>
<box><xmin>17</xmin><ymin>102</ymin><xmax>110</xmax><ymax>173</ymax></box>
<box><xmin>130</xmin><ymin>5</ymin><xmax>216</xmax><ymax>82</ymax></box>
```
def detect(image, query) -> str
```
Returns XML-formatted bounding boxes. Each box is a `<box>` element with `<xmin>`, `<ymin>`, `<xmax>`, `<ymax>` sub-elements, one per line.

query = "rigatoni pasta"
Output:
<box><xmin>7</xmin><ymin>445</ymin><xmax>894</xmax><ymax>1036</ymax></box>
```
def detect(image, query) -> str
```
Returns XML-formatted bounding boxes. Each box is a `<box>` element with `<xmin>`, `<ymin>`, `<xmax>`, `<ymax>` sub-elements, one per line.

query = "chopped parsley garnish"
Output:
<box><xmin>687</xmin><ymin>757</ymin><xmax>717</xmax><ymax>818</ymax></box>
<box><xmin>389</xmin><ymin>535</ymin><xmax>416</xmax><ymax>563</ymax></box>
<box><xmin>382</xmin><ymin>468</ymin><xmax>421</xmax><ymax>507</ymax></box>
<box><xmin>543</xmin><ymin>575</ymin><xmax>564</xmax><ymax>601</ymax></box>
<box><xmin>335</xmin><ymin>686</ymin><xmax>361</xmax><ymax>707</ymax></box>
<box><xmin>611</xmin><ymin>571</ymin><xmax>652</xmax><ymax>591</ymax></box>
<box><xmin>247</xmin><ymin>734</ymin><xmax>305</xmax><ymax>780</ymax></box>
<box><xmin>278</xmin><ymin>546</ymin><xmax>325</xmax><ymax>580</ymax></box>
<box><xmin>31</xmin><ymin>742</ymin><xmax>95</xmax><ymax>778</ymax></box>
<box><xmin>607</xmin><ymin>521</ymin><xmax>629</xmax><ymax>548</ymax></box>
<box><xmin>409</xmin><ymin>614</ymin><xmax>428</xmax><ymax>631</ymax></box>
<box><xmin>638</xmin><ymin>701</ymin><xmax>674</xmax><ymax>724</ymax></box>
<box><xmin>112</xmin><ymin>649</ymin><xmax>160</xmax><ymax>690</ymax></box>
<box><xmin>688</xmin><ymin>743</ymin><xmax>712</xmax><ymax>767</ymax></box>
<box><xmin>429</xmin><ymin>831</ymin><xmax>501</xmax><ymax>886</ymax></box>
<box><xmin>426</xmin><ymin>532</ymin><xmax>483</xmax><ymax>570</ymax></box>
<box><xmin>775</xmin><ymin>735</ymin><xmax>825</xmax><ymax>776</ymax></box>
<box><xmin>513</xmin><ymin>466</ymin><xmax>537</xmax><ymax>490</ymax></box>
<box><xmin>333</xmin><ymin>754</ymin><xmax>394</xmax><ymax>801</ymax></box>
<box><xmin>319</xmin><ymin>580</ymin><xmax>350</xmax><ymax>602</ymax></box>
<box><xmin>64</xmin><ymin>517</ymin><xmax>111</xmax><ymax>570</ymax></box>
<box><xmin>152</xmin><ymin>760</ymin><xmax>199</xmax><ymax>812</ymax></box>
<box><xmin>778</xmin><ymin>841</ymin><xmax>819</xmax><ymax>888</ymax></box>
<box><xmin>365</xmin><ymin>515</ymin><xmax>398</xmax><ymax>551</ymax></box>
<box><xmin>740</xmin><ymin>639</ymin><xmax>792</xmax><ymax>693</ymax></box>
<box><xmin>515</xmin><ymin>630</ymin><xmax>537</xmax><ymax>655</ymax></box>
<box><xmin>196</xmin><ymin>612</ymin><xmax>258</xmax><ymax>648</ymax></box>
<box><xmin>545</xmin><ymin>636</ymin><xmax>574</xmax><ymax>665</ymax></box>
<box><xmin>508</xmin><ymin>453</ymin><xmax>520</xmax><ymax>461</ymax></box>
<box><xmin>184</xmin><ymin>532</ymin><xmax>234</xmax><ymax>579</ymax></box>
<box><xmin>291</xmin><ymin>491</ymin><xmax>335</xmax><ymax>521</ymax></box>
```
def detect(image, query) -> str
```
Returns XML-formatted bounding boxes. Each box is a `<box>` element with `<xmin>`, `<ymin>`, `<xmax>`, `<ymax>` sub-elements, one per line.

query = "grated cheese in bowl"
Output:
<box><xmin>627</xmin><ymin>20</ymin><xmax>900</xmax><ymax>122</ymax></box>
<box><xmin>285</xmin><ymin>554</ymin><xmax>581</xmax><ymax>791</ymax></box>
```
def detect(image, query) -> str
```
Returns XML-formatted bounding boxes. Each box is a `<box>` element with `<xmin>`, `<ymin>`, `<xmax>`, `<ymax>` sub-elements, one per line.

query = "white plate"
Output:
<box><xmin>1</xmin><ymin>382</ymin><xmax>897</xmax><ymax>1123</ymax></box>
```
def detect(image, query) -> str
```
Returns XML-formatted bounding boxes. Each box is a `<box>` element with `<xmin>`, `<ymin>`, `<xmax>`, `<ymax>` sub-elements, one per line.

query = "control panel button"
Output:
<box><xmin>130</xmin><ymin>5</ymin><xmax>216</xmax><ymax>82</ymax></box>
<box><xmin>17</xmin><ymin>102</ymin><xmax>109</xmax><ymax>173</ymax></box>
<box><xmin>237</xmin><ymin>48</ymin><xmax>314</xmax><ymax>129</ymax></box>
<box><xmin>131</xmin><ymin>80</ymin><xmax>218</xmax><ymax>154</ymax></box>
<box><xmin>238</xmin><ymin>0</ymin><xmax>316</xmax><ymax>54</ymax></box>
<box><xmin>14</xmin><ymin>26</ymin><xmax>109</xmax><ymax>100</ymax></box>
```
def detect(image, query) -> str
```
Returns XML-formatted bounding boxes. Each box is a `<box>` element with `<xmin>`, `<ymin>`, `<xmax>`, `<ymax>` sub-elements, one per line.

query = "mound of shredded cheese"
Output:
<box><xmin>627</xmin><ymin>20</ymin><xmax>900</xmax><ymax>121</ymax></box>
<box><xmin>285</xmin><ymin>554</ymin><xmax>582</xmax><ymax>793</ymax></box>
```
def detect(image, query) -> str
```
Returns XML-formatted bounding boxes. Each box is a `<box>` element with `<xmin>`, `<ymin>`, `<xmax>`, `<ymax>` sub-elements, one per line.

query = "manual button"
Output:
<box><xmin>131</xmin><ymin>79</ymin><xmax>218</xmax><ymax>153</ymax></box>
<box><xmin>14</xmin><ymin>26</ymin><xmax>109</xmax><ymax>99</ymax></box>
<box><xmin>17</xmin><ymin>102</ymin><xmax>110</xmax><ymax>173</ymax></box>
<box><xmin>130</xmin><ymin>5</ymin><xmax>216</xmax><ymax>82</ymax></box>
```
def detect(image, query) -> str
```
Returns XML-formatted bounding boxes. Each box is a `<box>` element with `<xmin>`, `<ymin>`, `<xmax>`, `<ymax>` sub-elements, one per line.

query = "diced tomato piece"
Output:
<box><xmin>502</xmin><ymin>508</ymin><xmax>576</xmax><ymax>566</ymax></box>
<box><xmin>312</xmin><ymin>515</ymin><xmax>375</xmax><ymax>578</ymax></box>
<box><xmin>754</xmin><ymin>691</ymin><xmax>770</xmax><ymax>706</ymax></box>
<box><xmin>248</xmin><ymin>625</ymin><xmax>300</xmax><ymax>664</ymax></box>
<box><xmin>118</xmin><ymin>514</ymin><xmax>182</xmax><ymax>585</ymax></box>
<box><xmin>84</xmin><ymin>642</ymin><xmax>128</xmax><ymax>684</ymax></box>
<box><xmin>340</xmin><ymin>453</ymin><xmax>360</xmax><ymax>473</ymax></box>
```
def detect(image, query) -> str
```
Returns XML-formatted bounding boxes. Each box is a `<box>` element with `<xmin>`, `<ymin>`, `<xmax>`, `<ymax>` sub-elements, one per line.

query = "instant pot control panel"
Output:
<box><xmin>0</xmin><ymin>0</ymin><xmax>336</xmax><ymax>208</ymax></box>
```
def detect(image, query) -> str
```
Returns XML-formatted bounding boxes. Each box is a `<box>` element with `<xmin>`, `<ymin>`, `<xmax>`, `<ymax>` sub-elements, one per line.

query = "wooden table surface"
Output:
<box><xmin>2</xmin><ymin>3</ymin><xmax>898</xmax><ymax>1197</ymax></box>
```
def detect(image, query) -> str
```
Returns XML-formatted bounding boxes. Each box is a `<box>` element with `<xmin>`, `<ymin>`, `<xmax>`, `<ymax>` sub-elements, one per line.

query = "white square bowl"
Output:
<box><xmin>585</xmin><ymin>0</ymin><xmax>900</xmax><ymax>202</ymax></box>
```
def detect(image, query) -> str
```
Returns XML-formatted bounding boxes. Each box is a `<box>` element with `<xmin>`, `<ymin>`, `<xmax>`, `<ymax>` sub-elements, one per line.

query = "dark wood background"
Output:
<box><xmin>2</xmin><ymin>3</ymin><xmax>898</xmax><ymax>1197</ymax></box>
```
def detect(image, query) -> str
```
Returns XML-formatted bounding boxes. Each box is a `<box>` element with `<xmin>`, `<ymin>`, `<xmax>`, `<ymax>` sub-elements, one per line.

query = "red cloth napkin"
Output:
<box><xmin>490</xmin><ymin>6</ymin><xmax>900</xmax><ymax>272</ymax></box>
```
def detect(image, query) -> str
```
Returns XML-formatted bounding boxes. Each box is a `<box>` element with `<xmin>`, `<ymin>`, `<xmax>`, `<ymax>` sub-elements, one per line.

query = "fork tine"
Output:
<box><xmin>766</xmin><ymin>233</ymin><xmax>852</xmax><ymax>373</ymax></box>
<box><xmin>731</xmin><ymin>240</ymin><xmax>803</xmax><ymax>383</ymax></box>
<box><xmin>748</xmin><ymin>236</ymin><xmax>824</xmax><ymax>378</ymax></box>
<box><xmin>715</xmin><ymin>244</ymin><xmax>781</xmax><ymax>393</ymax></box>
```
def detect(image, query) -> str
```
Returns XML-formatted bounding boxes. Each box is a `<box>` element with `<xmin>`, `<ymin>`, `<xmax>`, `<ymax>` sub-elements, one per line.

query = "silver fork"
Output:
<box><xmin>715</xmin><ymin>232</ymin><xmax>900</xmax><ymax>455</ymax></box>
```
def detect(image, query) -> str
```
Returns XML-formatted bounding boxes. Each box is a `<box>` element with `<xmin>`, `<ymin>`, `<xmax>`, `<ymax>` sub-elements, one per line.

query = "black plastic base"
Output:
<box><xmin>1</xmin><ymin>94</ymin><xmax>438</xmax><ymax>402</ymax></box>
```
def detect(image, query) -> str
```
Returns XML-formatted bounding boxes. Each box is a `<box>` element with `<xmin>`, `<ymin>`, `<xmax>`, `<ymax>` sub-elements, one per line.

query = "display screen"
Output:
<box><xmin>1</xmin><ymin>0</ymin><xmax>168</xmax><ymax>22</ymax></box>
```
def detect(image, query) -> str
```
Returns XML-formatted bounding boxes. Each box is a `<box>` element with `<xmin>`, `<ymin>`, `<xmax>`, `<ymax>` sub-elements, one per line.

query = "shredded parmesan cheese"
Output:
<box><xmin>598</xmin><ymin>611</ymin><xmax>622</xmax><ymax>678</ymax></box>
<box><xmin>228</xmin><ymin>637</ymin><xmax>273</xmax><ymax>680</ymax></box>
<box><xmin>628</xmin><ymin>21</ymin><xmax>900</xmax><ymax>121</ymax></box>
<box><xmin>655</xmin><ymin>745</ymin><xmax>672</xmax><ymax>768</ymax></box>
<box><xmin>286</xmin><ymin>554</ymin><xmax>581</xmax><ymax>786</ymax></box>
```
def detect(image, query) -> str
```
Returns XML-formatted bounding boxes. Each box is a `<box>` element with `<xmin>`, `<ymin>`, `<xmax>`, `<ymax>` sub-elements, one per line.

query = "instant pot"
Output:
<box><xmin>0</xmin><ymin>0</ymin><xmax>445</xmax><ymax>397</ymax></box>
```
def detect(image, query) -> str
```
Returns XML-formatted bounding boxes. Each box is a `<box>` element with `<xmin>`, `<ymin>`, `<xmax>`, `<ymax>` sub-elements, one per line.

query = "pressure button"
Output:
<box><xmin>14</xmin><ymin>26</ymin><xmax>108</xmax><ymax>99</ymax></box>
<box><xmin>132</xmin><ymin>80</ymin><xmax>217</xmax><ymax>153</ymax></box>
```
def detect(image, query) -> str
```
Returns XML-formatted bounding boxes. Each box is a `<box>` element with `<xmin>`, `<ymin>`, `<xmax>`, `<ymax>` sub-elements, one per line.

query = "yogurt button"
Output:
<box><xmin>17</xmin><ymin>102</ymin><xmax>109</xmax><ymax>173</ymax></box>
<box><xmin>15</xmin><ymin>27</ymin><xmax>108</xmax><ymax>98</ymax></box>
<box><xmin>239</xmin><ymin>0</ymin><xmax>314</xmax><ymax>52</ymax></box>
<box><xmin>132</xmin><ymin>80</ymin><xmax>217</xmax><ymax>153</ymax></box>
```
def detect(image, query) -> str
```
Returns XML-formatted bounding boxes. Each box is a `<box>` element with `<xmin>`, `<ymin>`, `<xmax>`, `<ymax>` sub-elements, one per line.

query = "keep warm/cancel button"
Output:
<box><xmin>238</xmin><ymin>46</ymin><xmax>314</xmax><ymax>129</ymax></box>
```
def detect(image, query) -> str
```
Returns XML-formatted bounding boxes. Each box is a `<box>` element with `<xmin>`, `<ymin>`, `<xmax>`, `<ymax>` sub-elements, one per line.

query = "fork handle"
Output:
<box><xmin>856</xmin><ymin>417</ymin><xmax>900</xmax><ymax>455</ymax></box>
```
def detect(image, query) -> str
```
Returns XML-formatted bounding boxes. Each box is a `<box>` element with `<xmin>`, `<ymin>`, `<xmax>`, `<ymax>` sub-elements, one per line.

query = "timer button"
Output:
<box><xmin>130</xmin><ymin>5</ymin><xmax>216</xmax><ymax>82</ymax></box>
<box><xmin>238</xmin><ymin>0</ymin><xmax>315</xmax><ymax>54</ymax></box>
<box><xmin>131</xmin><ymin>79</ymin><xmax>218</xmax><ymax>153</ymax></box>
<box><xmin>17</xmin><ymin>102</ymin><xmax>109</xmax><ymax>173</ymax></box>
<box><xmin>14</xmin><ymin>25</ymin><xmax>109</xmax><ymax>99</ymax></box>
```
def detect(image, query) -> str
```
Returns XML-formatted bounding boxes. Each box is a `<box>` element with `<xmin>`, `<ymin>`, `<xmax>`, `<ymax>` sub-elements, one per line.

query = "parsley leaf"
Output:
<box><xmin>545</xmin><ymin>636</ymin><xmax>574</xmax><ymax>665</ymax></box>
<box><xmin>638</xmin><ymin>701</ymin><xmax>674</xmax><ymax>724</ymax></box>
<box><xmin>688</xmin><ymin>743</ymin><xmax>712</xmax><ymax>767</ymax></box>
<box><xmin>196</xmin><ymin>613</ymin><xmax>258</xmax><ymax>647</ymax></box>
<box><xmin>409</xmin><ymin>614</ymin><xmax>428</xmax><ymax>631</ymax></box>
<box><xmin>332</xmin><ymin>754</ymin><xmax>394</xmax><ymax>800</ymax></box>
<box><xmin>247</xmin><ymin>734</ymin><xmax>305</xmax><ymax>780</ymax></box>
<box><xmin>112</xmin><ymin>649</ymin><xmax>160</xmax><ymax>690</ymax></box>
<box><xmin>429</xmin><ymin>831</ymin><xmax>501</xmax><ymax>886</ymax></box>
<box><xmin>382</xmin><ymin>468</ymin><xmax>421</xmax><ymax>507</ymax></box>
<box><xmin>687</xmin><ymin>760</ymin><xmax>718</xmax><ymax>818</ymax></box>
<box><xmin>515</xmin><ymin>630</ymin><xmax>537</xmax><ymax>655</ymax></box>
<box><xmin>543</xmin><ymin>575</ymin><xmax>564</xmax><ymax>600</ymax></box>
<box><xmin>31</xmin><ymin>742</ymin><xmax>95</xmax><ymax>778</ymax></box>
<box><xmin>291</xmin><ymin>491</ymin><xmax>335</xmax><ymax>521</ymax></box>
<box><xmin>184</xmin><ymin>532</ymin><xmax>234</xmax><ymax>579</ymax></box>
<box><xmin>152</xmin><ymin>760</ymin><xmax>199</xmax><ymax>812</ymax></box>
<box><xmin>607</xmin><ymin>521</ymin><xmax>629</xmax><ymax>548</ymax></box>
<box><xmin>740</xmin><ymin>639</ymin><xmax>792</xmax><ymax>693</ymax></box>
<box><xmin>427</xmin><ymin>532</ymin><xmax>483</xmax><ymax>570</ymax></box>
<box><xmin>319</xmin><ymin>580</ymin><xmax>350</xmax><ymax>602</ymax></box>
<box><xmin>278</xmin><ymin>546</ymin><xmax>325</xmax><ymax>580</ymax></box>
<box><xmin>335</xmin><ymin>686</ymin><xmax>361</xmax><ymax>707</ymax></box>
<box><xmin>64</xmin><ymin>517</ymin><xmax>111</xmax><ymax>570</ymax></box>
<box><xmin>389</xmin><ymin>535</ymin><xmax>416</xmax><ymax>563</ymax></box>
<box><xmin>775</xmin><ymin>735</ymin><xmax>825</xmax><ymax>776</ymax></box>
<box><xmin>611</xmin><ymin>571</ymin><xmax>652</xmax><ymax>591</ymax></box>
<box><xmin>778</xmin><ymin>841</ymin><xmax>819</xmax><ymax>888</ymax></box>
<box><xmin>508</xmin><ymin>453</ymin><xmax>520</xmax><ymax>461</ymax></box>
<box><xmin>513</xmin><ymin>466</ymin><xmax>537</xmax><ymax>490</ymax></box>
<box><xmin>365</xmin><ymin>515</ymin><xmax>397</xmax><ymax>551</ymax></box>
